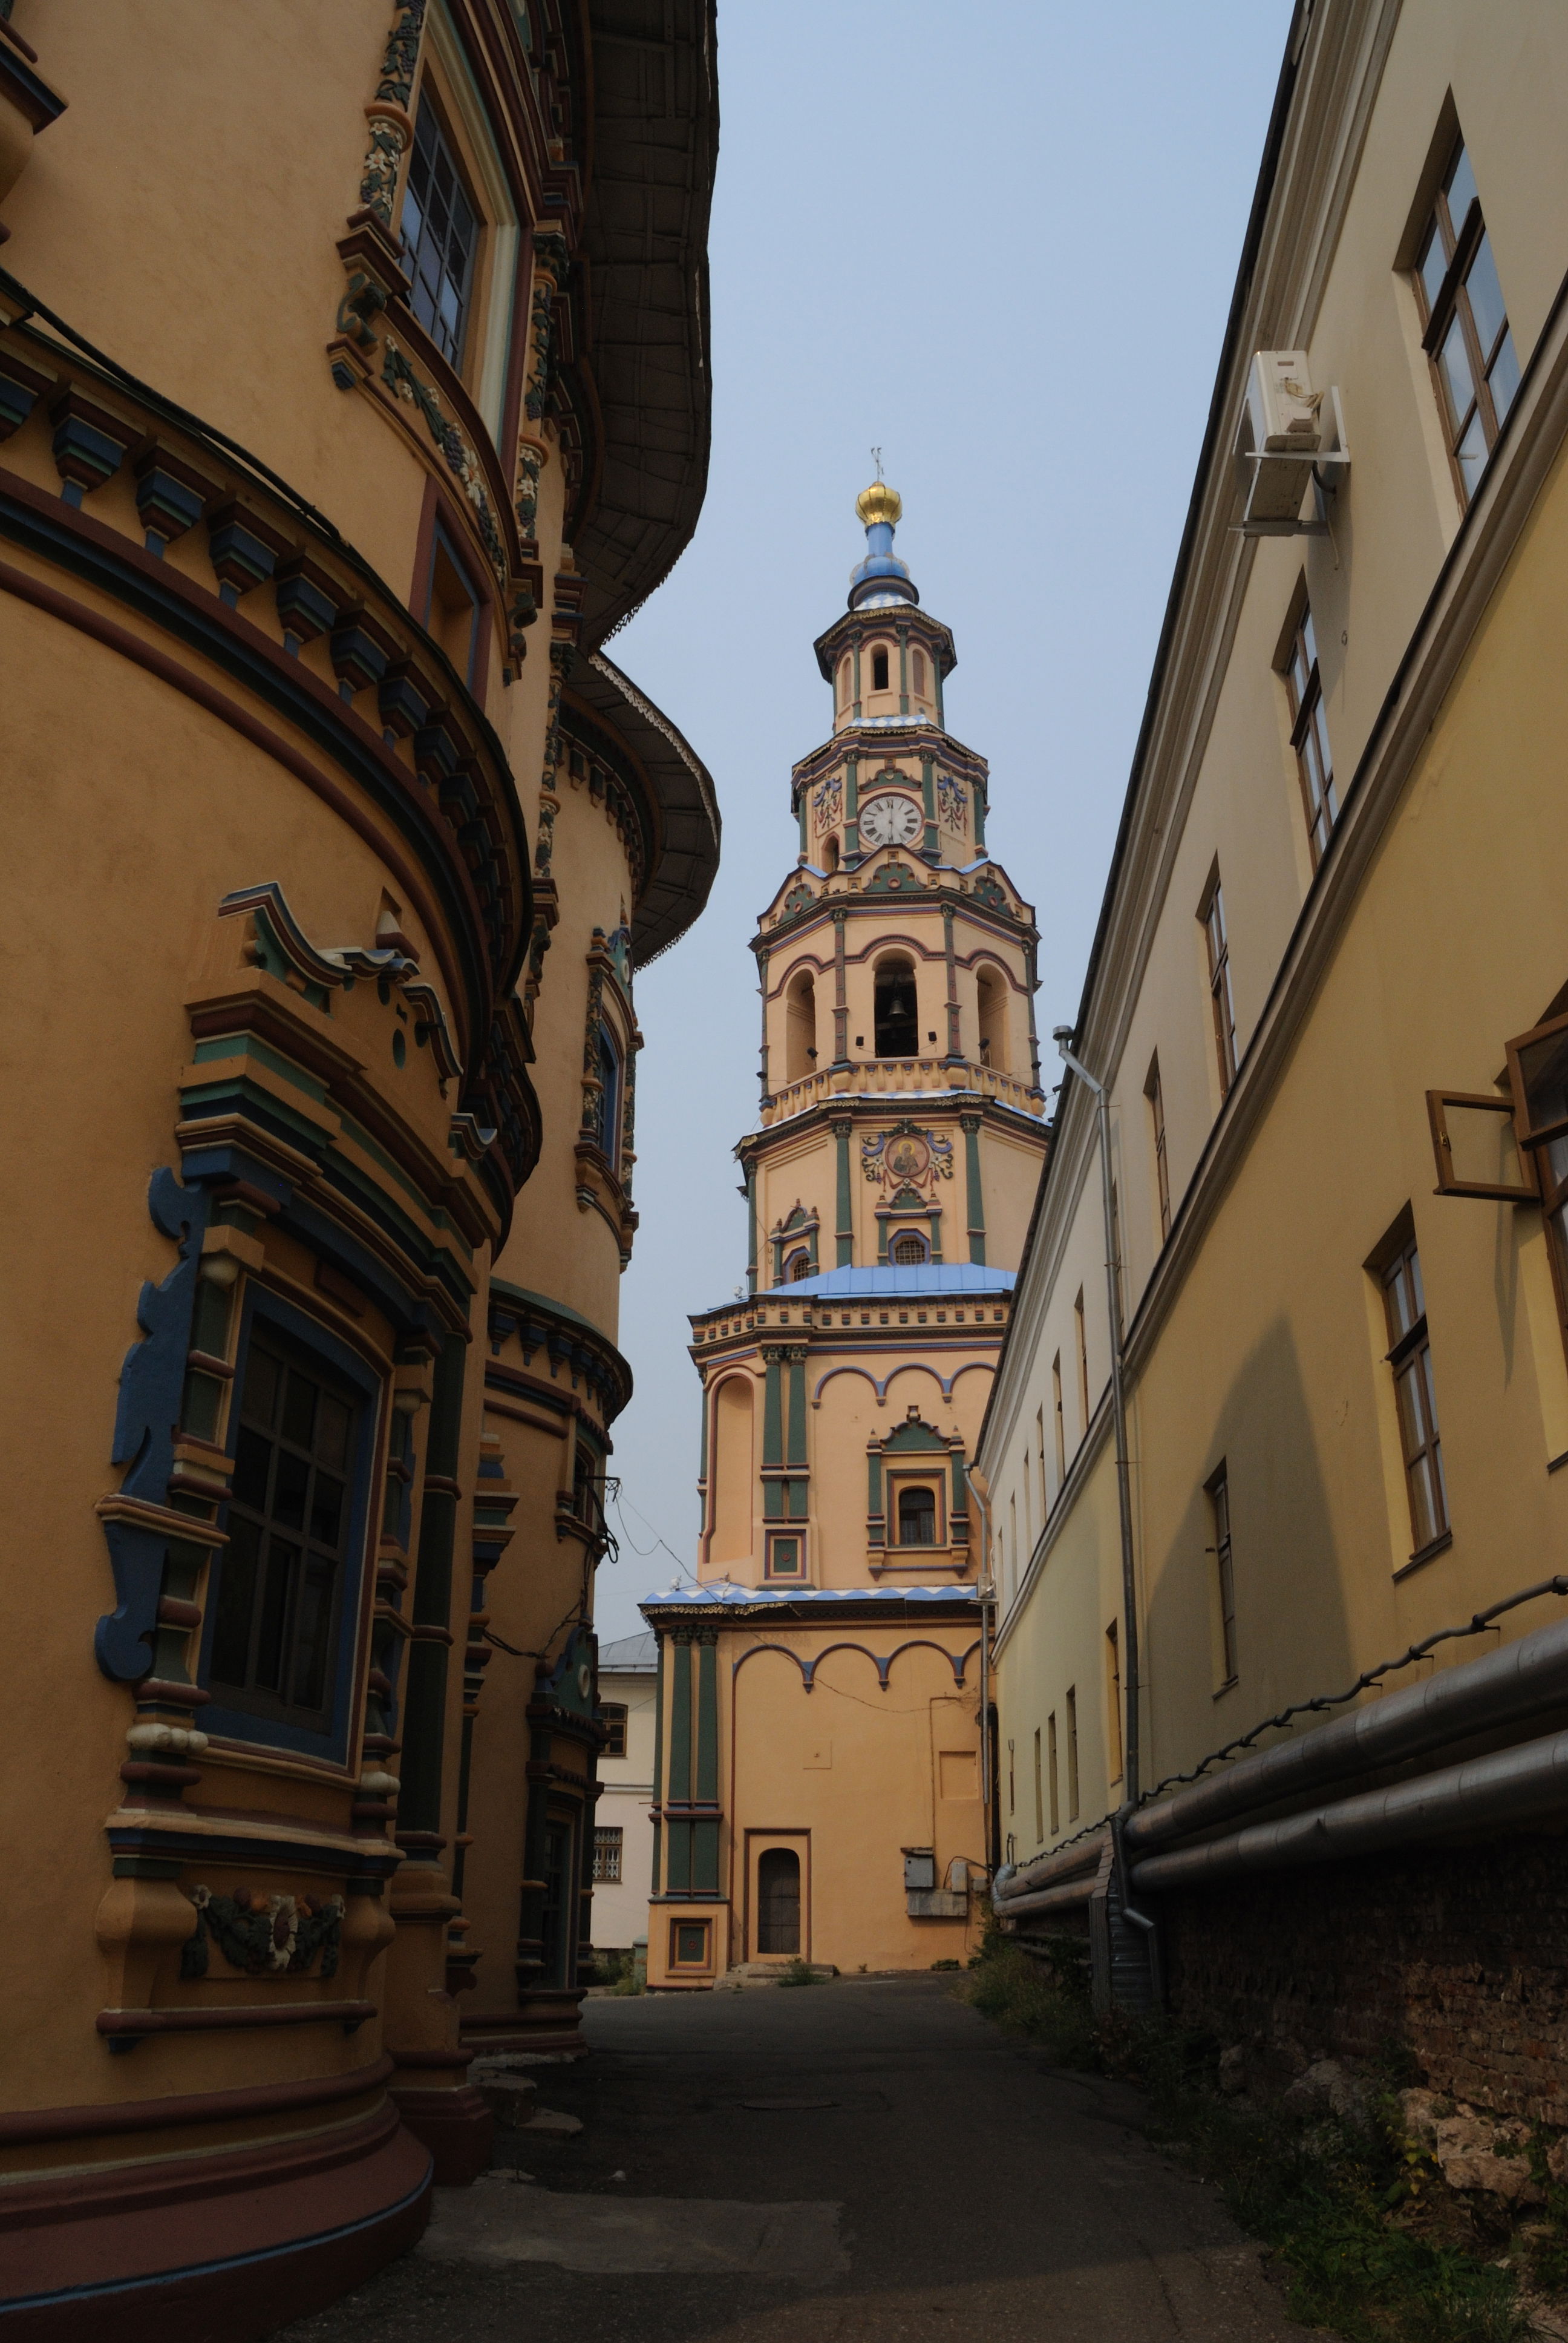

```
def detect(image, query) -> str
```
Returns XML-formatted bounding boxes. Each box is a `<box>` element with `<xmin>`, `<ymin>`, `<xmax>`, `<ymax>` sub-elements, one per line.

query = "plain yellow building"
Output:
<box><xmin>984</xmin><ymin>0</ymin><xmax>1568</xmax><ymax>2098</ymax></box>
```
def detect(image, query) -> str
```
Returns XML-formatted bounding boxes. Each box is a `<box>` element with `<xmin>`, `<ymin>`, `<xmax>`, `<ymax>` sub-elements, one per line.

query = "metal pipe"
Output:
<box><xmin>1054</xmin><ymin>1029</ymin><xmax>1140</xmax><ymax>1806</ymax></box>
<box><xmin>996</xmin><ymin>1873</ymin><xmax>1106</xmax><ymax>1920</ymax></box>
<box><xmin>1125</xmin><ymin>1610</ymin><xmax>1568</xmax><ymax>1856</ymax></box>
<box><xmin>965</xmin><ymin>1467</ymin><xmax>996</xmax><ymax>1871</ymax></box>
<box><xmin>1130</xmin><ymin>1720</ymin><xmax>1568</xmax><ymax>1893</ymax></box>
<box><xmin>992</xmin><ymin>1824</ymin><xmax>1110</xmax><ymax>1903</ymax></box>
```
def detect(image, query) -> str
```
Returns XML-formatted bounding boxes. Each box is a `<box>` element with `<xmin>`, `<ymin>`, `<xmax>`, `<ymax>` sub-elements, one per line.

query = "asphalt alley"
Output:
<box><xmin>276</xmin><ymin>1974</ymin><xmax>1315</xmax><ymax>2342</ymax></box>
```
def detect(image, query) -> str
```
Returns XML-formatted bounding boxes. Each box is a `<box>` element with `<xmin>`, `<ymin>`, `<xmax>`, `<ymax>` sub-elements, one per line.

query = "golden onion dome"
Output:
<box><xmin>855</xmin><ymin>480</ymin><xmax>903</xmax><ymax>528</ymax></box>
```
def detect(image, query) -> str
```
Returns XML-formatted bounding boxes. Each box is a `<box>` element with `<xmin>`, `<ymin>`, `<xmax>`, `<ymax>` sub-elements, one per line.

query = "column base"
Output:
<box><xmin>388</xmin><ymin>2084</ymin><xmax>494</xmax><ymax>2185</ymax></box>
<box><xmin>462</xmin><ymin>1987</ymin><xmax>588</xmax><ymax>2058</ymax></box>
<box><xmin>0</xmin><ymin>2102</ymin><xmax>428</xmax><ymax>2343</ymax></box>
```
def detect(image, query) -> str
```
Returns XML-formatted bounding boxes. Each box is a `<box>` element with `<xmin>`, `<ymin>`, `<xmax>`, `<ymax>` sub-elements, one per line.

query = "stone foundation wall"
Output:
<box><xmin>1160</xmin><ymin>1832</ymin><xmax>1568</xmax><ymax>2123</ymax></box>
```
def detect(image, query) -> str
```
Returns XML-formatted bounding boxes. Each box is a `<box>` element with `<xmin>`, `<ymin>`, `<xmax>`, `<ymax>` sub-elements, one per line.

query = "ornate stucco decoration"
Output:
<box><xmin>358</xmin><ymin>1</ymin><xmax>426</xmax><ymax>226</ymax></box>
<box><xmin>936</xmin><ymin>773</ymin><xmax>967</xmax><ymax>831</ymax></box>
<box><xmin>861</xmin><ymin>1127</ymin><xmax>955</xmax><ymax>1192</ymax></box>
<box><xmin>381</xmin><ymin>339</ymin><xmax>507</xmax><ymax>588</ymax></box>
<box><xmin>180</xmin><ymin>1886</ymin><xmax>346</xmax><ymax>1980</ymax></box>
<box><xmin>812</xmin><ymin>775</ymin><xmax>842</xmax><ymax>835</ymax></box>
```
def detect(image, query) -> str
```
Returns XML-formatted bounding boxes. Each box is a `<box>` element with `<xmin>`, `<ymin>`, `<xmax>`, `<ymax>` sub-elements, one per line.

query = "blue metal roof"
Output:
<box><xmin>642</xmin><ymin>1579</ymin><xmax>981</xmax><ymax>1613</ymax></box>
<box><xmin>707</xmin><ymin>1264</ymin><xmax>1014</xmax><ymax>1309</ymax></box>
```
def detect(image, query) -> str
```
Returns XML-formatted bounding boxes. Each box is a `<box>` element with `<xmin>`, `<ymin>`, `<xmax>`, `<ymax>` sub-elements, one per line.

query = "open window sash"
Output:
<box><xmin>1505</xmin><ymin>1010</ymin><xmax>1568</xmax><ymax>1152</ymax></box>
<box><xmin>1426</xmin><ymin>1089</ymin><xmax>1538</xmax><ymax>1201</ymax></box>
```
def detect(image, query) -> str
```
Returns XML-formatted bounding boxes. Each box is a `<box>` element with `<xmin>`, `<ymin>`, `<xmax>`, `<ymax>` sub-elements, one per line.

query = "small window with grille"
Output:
<box><xmin>592</xmin><ymin>1827</ymin><xmax>623</xmax><ymax>1883</ymax></box>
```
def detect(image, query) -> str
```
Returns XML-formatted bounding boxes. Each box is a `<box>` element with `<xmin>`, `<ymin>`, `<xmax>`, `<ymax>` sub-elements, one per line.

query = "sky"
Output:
<box><xmin>593</xmin><ymin>0</ymin><xmax>1295</xmax><ymax>1640</ymax></box>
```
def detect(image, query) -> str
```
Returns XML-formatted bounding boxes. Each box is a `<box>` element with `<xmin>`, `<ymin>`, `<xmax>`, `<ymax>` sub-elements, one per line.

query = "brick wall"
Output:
<box><xmin>1161</xmin><ymin>1834</ymin><xmax>1568</xmax><ymax>2122</ymax></box>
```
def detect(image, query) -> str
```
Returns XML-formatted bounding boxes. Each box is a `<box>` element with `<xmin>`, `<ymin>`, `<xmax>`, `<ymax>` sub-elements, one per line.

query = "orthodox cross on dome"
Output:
<box><xmin>871</xmin><ymin>445</ymin><xmax>883</xmax><ymax>481</ymax></box>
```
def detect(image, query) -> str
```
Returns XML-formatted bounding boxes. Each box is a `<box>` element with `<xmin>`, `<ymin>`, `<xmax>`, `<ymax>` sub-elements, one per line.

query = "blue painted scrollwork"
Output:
<box><xmin>95</xmin><ymin>1168</ymin><xmax>211</xmax><ymax>1683</ymax></box>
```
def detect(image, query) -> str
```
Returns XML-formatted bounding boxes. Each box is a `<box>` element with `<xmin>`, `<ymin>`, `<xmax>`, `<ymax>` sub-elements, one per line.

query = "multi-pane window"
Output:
<box><xmin>600</xmin><ymin>1704</ymin><xmax>627</xmax><ymax>1759</ymax></box>
<box><xmin>211</xmin><ymin>1333</ymin><xmax>359</xmax><ymax>1730</ymax></box>
<box><xmin>1284</xmin><ymin>606</ymin><xmax>1338</xmax><ymax>866</ymax></box>
<box><xmin>1201</xmin><ymin>872</ymin><xmax>1238</xmax><ymax>1096</ymax></box>
<box><xmin>1382</xmin><ymin>1236</ymin><xmax>1449</xmax><ymax>1557</ymax></box>
<box><xmin>400</xmin><ymin>97</ymin><xmax>479</xmax><ymax>367</ymax></box>
<box><xmin>1208</xmin><ymin>1465</ymin><xmax>1238</xmax><ymax>1686</ymax></box>
<box><xmin>1414</xmin><ymin>137</ymin><xmax>1520</xmax><ymax>506</ymax></box>
<box><xmin>1146</xmin><ymin>1054</ymin><xmax>1170</xmax><ymax>1241</ymax></box>
<box><xmin>592</xmin><ymin>1826</ymin><xmax>623</xmax><ymax>1884</ymax></box>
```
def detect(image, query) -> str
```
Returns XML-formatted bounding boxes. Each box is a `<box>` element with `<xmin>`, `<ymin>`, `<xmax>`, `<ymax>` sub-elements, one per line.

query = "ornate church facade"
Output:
<box><xmin>642</xmin><ymin>485</ymin><xmax>1050</xmax><ymax>1985</ymax></box>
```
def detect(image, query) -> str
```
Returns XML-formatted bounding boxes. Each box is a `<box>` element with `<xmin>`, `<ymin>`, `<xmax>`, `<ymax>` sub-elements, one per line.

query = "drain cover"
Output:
<box><xmin>740</xmin><ymin>2108</ymin><xmax>839</xmax><ymax>2127</ymax></box>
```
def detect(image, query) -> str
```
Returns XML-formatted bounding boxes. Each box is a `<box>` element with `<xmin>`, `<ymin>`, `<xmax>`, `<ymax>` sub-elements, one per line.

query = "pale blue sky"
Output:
<box><xmin>595</xmin><ymin>0</ymin><xmax>1295</xmax><ymax>1636</ymax></box>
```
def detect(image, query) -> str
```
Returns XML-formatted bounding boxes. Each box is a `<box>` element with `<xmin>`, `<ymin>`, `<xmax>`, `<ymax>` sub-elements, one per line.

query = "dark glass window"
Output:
<box><xmin>400</xmin><ymin>97</ymin><xmax>479</xmax><ymax>367</ymax></box>
<box><xmin>897</xmin><ymin>1484</ymin><xmax>937</xmax><ymax>1545</ymax></box>
<box><xmin>1209</xmin><ymin>1466</ymin><xmax>1238</xmax><ymax>1685</ymax></box>
<box><xmin>871</xmin><ymin>646</ymin><xmax>890</xmax><ymax>692</ymax></box>
<box><xmin>211</xmin><ymin>1332</ymin><xmax>359</xmax><ymax>1730</ymax></box>
<box><xmin>1200</xmin><ymin>874</ymin><xmax>1238</xmax><ymax>1097</ymax></box>
<box><xmin>1414</xmin><ymin>137</ymin><xmax>1519</xmax><ymax>506</ymax></box>
<box><xmin>1382</xmin><ymin>1236</ymin><xmax>1449</xmax><ymax>1558</ymax></box>
<box><xmin>1283</xmin><ymin>605</ymin><xmax>1338</xmax><ymax>867</ymax></box>
<box><xmin>597</xmin><ymin>1028</ymin><xmax>621</xmax><ymax>1162</ymax></box>
<box><xmin>600</xmin><ymin>1704</ymin><xmax>627</xmax><ymax>1758</ymax></box>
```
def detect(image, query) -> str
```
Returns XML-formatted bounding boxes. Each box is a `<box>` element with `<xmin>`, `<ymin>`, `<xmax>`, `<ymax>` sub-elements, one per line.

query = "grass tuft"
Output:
<box><xmin>775</xmin><ymin>1956</ymin><xmax>820</xmax><ymax>1988</ymax></box>
<box><xmin>961</xmin><ymin>1940</ymin><xmax>1544</xmax><ymax>2343</ymax></box>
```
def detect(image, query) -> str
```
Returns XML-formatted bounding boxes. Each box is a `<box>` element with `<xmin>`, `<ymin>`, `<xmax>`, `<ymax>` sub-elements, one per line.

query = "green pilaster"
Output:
<box><xmin>950</xmin><ymin>1444</ymin><xmax>967</xmax><ymax>1518</ymax></box>
<box><xmin>797</xmin><ymin>791</ymin><xmax>808</xmax><ymax>859</ymax></box>
<box><xmin>973</xmin><ymin>778</ymin><xmax>987</xmax><ymax>848</ymax></box>
<box><xmin>832</xmin><ymin>911</ymin><xmax>849</xmax><ymax>1064</ymax></box>
<box><xmin>666</xmin><ymin>1819</ymin><xmax>691</xmax><ymax>1894</ymax></box>
<box><xmin>936</xmin><ymin>655</ymin><xmax>946</xmax><ymax>731</ymax></box>
<box><xmin>846</xmin><ymin>754</ymin><xmax>859</xmax><ymax>826</ymax></box>
<box><xmin>650</xmin><ymin>1637</ymin><xmax>666</xmax><ymax>1888</ymax></box>
<box><xmin>898</xmin><ymin>628</ymin><xmax>910</xmax><ymax>715</ymax></box>
<box><xmin>786</xmin><ymin>1350</ymin><xmax>808</xmax><ymax>1467</ymax></box>
<box><xmin>851</xmin><ymin>647</ymin><xmax>863</xmax><ymax>721</ymax></box>
<box><xmin>921</xmin><ymin>756</ymin><xmax>937</xmax><ymax>859</ymax></box>
<box><xmin>962</xmin><ymin>1113</ymin><xmax>987</xmax><ymax>1265</ymax></box>
<box><xmin>667</xmin><ymin>1637</ymin><xmax>693</xmax><ymax>1804</ymax></box>
<box><xmin>834</xmin><ymin>1119</ymin><xmax>853</xmax><ymax>1266</ymax></box>
<box><xmin>745</xmin><ymin>1157</ymin><xmax>757</xmax><ymax>1294</ymax></box>
<box><xmin>867</xmin><ymin>1442</ymin><xmax>883</xmax><ymax>1515</ymax></box>
<box><xmin>695</xmin><ymin>1637</ymin><xmax>719</xmax><ymax>1801</ymax></box>
<box><xmin>762</xmin><ymin>1350</ymin><xmax>784</xmax><ymax>1469</ymax></box>
<box><xmin>757</xmin><ymin>949</ymin><xmax>770</xmax><ymax>1107</ymax></box>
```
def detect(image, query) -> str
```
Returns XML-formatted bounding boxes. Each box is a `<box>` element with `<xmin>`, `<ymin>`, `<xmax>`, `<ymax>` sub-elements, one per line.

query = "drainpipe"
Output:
<box><xmin>1053</xmin><ymin>1028</ymin><xmax>1140</xmax><ymax>1809</ymax></box>
<box><xmin>965</xmin><ymin>1466</ymin><xmax>997</xmax><ymax>1876</ymax></box>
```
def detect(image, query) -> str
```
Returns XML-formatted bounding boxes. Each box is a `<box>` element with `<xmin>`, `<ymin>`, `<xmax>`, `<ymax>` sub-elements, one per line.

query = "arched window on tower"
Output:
<box><xmin>823</xmin><ymin>834</ymin><xmax>840</xmax><ymax>875</ymax></box>
<box><xmin>838</xmin><ymin>654</ymin><xmax>851</xmax><ymax>707</ymax></box>
<box><xmin>912</xmin><ymin>646</ymin><xmax>927</xmax><ymax>697</ymax></box>
<box><xmin>784</xmin><ymin>969</ymin><xmax>817</xmax><ymax>1083</ymax></box>
<box><xmin>897</xmin><ymin>1485</ymin><xmax>937</xmax><ymax>1545</ymax></box>
<box><xmin>890</xmin><ymin>1230</ymin><xmax>929</xmax><ymax>1266</ymax></box>
<box><xmin>976</xmin><ymin>968</ymin><xmax>1008</xmax><ymax>1073</ymax></box>
<box><xmin>785</xmin><ymin>1248</ymin><xmax>813</xmax><ymax>1283</ymax></box>
<box><xmin>874</xmin><ymin>957</ymin><xmax>918</xmax><ymax>1058</ymax></box>
<box><xmin>871</xmin><ymin>645</ymin><xmax>890</xmax><ymax>692</ymax></box>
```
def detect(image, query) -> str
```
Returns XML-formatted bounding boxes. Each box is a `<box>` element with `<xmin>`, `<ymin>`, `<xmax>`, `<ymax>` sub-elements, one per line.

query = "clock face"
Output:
<box><xmin>858</xmin><ymin>793</ymin><xmax>923</xmax><ymax>849</ymax></box>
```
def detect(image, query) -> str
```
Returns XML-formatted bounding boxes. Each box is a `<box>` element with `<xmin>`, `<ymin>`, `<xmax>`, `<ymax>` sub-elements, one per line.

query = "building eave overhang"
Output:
<box><xmin>573</xmin><ymin>0</ymin><xmax>718</xmax><ymax>653</ymax></box>
<box><xmin>641</xmin><ymin>1581</ymin><xmax>983</xmax><ymax>1627</ymax></box>
<box><xmin>569</xmin><ymin>650</ymin><xmax>720</xmax><ymax>966</ymax></box>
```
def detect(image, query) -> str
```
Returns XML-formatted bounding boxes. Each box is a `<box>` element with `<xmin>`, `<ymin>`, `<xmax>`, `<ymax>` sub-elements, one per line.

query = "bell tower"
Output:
<box><xmin>640</xmin><ymin>483</ymin><xmax>1051</xmax><ymax>1987</ymax></box>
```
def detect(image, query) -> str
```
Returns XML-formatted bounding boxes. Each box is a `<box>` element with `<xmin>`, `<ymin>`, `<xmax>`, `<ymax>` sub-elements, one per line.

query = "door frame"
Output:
<box><xmin>743</xmin><ymin>1829</ymin><xmax>811</xmax><ymax>1964</ymax></box>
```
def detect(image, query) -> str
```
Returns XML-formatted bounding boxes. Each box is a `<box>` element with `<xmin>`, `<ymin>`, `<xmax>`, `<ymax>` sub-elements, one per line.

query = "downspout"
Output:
<box><xmin>1053</xmin><ymin>1030</ymin><xmax>1140</xmax><ymax>1807</ymax></box>
<box><xmin>965</xmin><ymin>1466</ymin><xmax>997</xmax><ymax>1876</ymax></box>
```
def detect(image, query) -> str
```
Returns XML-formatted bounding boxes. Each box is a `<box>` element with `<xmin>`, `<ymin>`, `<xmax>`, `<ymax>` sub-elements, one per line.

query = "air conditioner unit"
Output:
<box><xmin>1234</xmin><ymin>351</ymin><xmax>1348</xmax><ymax>534</ymax></box>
